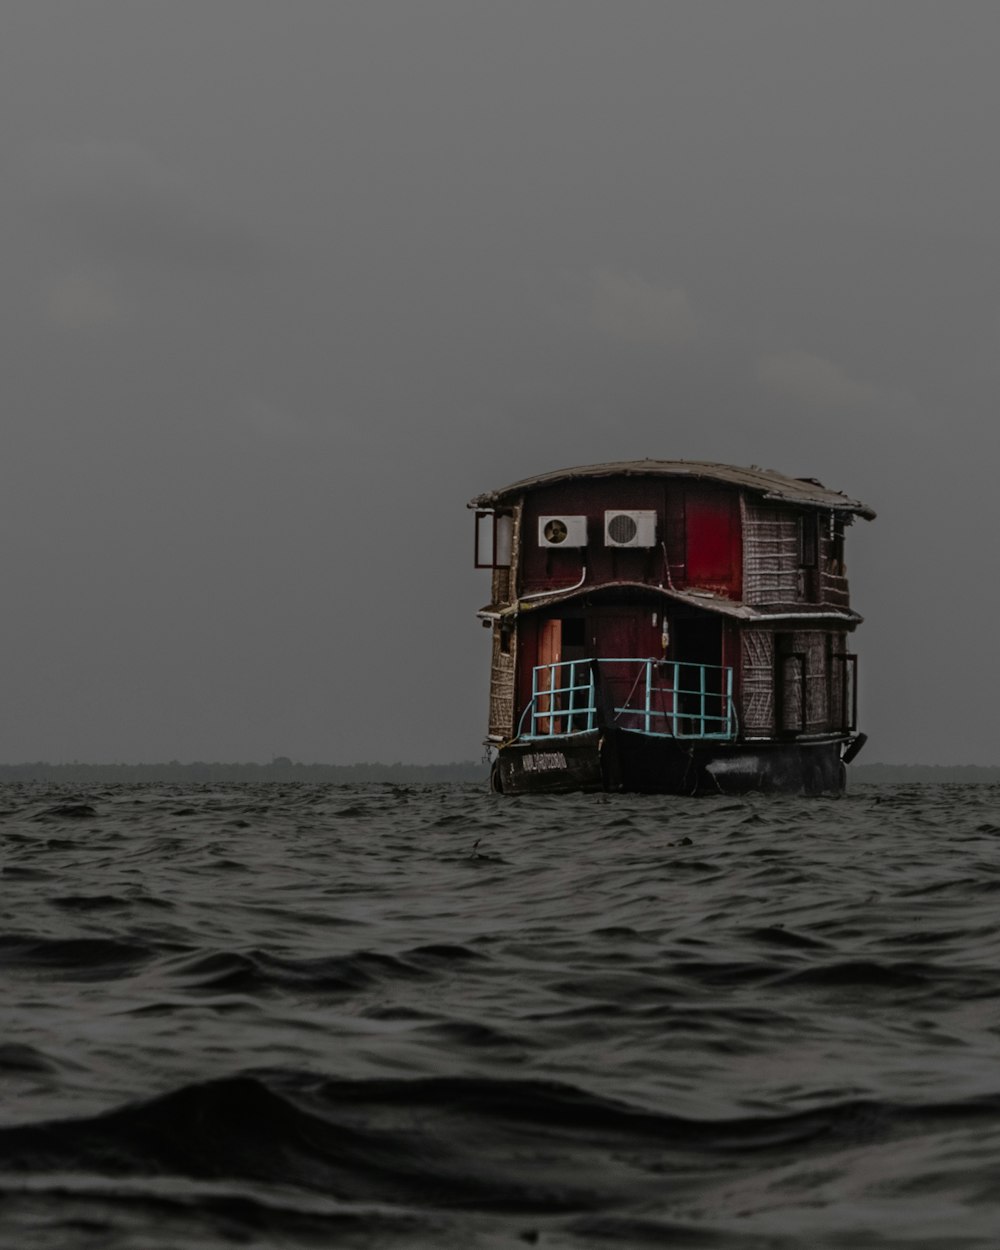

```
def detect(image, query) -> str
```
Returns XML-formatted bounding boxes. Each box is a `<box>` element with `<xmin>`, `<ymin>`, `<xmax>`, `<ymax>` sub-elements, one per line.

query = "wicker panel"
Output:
<box><xmin>743</xmin><ymin>504</ymin><xmax>800</xmax><ymax>605</ymax></box>
<box><xmin>488</xmin><ymin>626</ymin><xmax>517</xmax><ymax>738</ymax></box>
<box><xmin>741</xmin><ymin>629</ymin><xmax>774</xmax><ymax>734</ymax></box>
<box><xmin>491</xmin><ymin>566</ymin><xmax>511</xmax><ymax>606</ymax></box>
<box><xmin>818</xmin><ymin>519</ymin><xmax>851</xmax><ymax>608</ymax></box>
<box><xmin>797</xmin><ymin>630</ymin><xmax>829</xmax><ymax>729</ymax></box>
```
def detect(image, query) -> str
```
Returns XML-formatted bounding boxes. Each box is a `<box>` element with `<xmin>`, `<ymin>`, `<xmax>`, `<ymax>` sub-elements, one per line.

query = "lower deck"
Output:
<box><xmin>489</xmin><ymin>596</ymin><xmax>859</xmax><ymax>750</ymax></box>
<box><xmin>493</xmin><ymin>728</ymin><xmax>859</xmax><ymax>796</ymax></box>
<box><xmin>488</xmin><ymin>622</ymin><xmax>863</xmax><ymax>794</ymax></box>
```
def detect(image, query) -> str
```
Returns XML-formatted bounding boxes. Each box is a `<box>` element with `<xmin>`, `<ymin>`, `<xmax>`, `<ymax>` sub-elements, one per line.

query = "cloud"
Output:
<box><xmin>590</xmin><ymin>268</ymin><xmax>696</xmax><ymax>346</ymax></box>
<box><xmin>240</xmin><ymin>392</ymin><xmax>310</xmax><ymax>441</ymax></box>
<box><xmin>756</xmin><ymin>350</ymin><xmax>899</xmax><ymax>410</ymax></box>
<box><xmin>23</xmin><ymin>140</ymin><xmax>264</xmax><ymax>276</ymax></box>
<box><xmin>43</xmin><ymin>267</ymin><xmax>123</xmax><ymax>330</ymax></box>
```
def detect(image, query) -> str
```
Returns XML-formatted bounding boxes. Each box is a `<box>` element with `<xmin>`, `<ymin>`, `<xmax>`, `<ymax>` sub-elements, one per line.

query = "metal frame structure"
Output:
<box><xmin>520</xmin><ymin>659</ymin><xmax>737</xmax><ymax>741</ymax></box>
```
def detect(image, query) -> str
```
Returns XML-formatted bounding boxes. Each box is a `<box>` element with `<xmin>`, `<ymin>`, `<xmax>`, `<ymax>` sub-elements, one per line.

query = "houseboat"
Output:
<box><xmin>471</xmin><ymin>460</ymin><xmax>874</xmax><ymax>795</ymax></box>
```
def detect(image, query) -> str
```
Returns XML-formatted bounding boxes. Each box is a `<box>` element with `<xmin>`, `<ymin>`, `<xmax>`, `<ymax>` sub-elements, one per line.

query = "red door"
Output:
<box><xmin>588</xmin><ymin>610</ymin><xmax>663</xmax><ymax>731</ymax></box>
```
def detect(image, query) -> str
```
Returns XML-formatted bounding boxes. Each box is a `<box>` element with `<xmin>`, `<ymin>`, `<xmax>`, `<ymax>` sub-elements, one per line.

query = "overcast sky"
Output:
<box><xmin>1</xmin><ymin>0</ymin><xmax>996</xmax><ymax>764</ymax></box>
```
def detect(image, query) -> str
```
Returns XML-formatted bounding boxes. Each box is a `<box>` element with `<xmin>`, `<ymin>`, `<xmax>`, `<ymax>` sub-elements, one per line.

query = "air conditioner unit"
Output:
<box><xmin>538</xmin><ymin>515</ymin><xmax>588</xmax><ymax>547</ymax></box>
<box><xmin>604</xmin><ymin>510</ymin><xmax>657</xmax><ymax>548</ymax></box>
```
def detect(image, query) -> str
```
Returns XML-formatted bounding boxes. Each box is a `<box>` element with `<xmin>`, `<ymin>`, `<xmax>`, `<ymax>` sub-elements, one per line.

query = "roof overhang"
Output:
<box><xmin>478</xmin><ymin>582</ymin><xmax>862</xmax><ymax>625</ymax></box>
<box><xmin>468</xmin><ymin>459</ymin><xmax>875</xmax><ymax>520</ymax></box>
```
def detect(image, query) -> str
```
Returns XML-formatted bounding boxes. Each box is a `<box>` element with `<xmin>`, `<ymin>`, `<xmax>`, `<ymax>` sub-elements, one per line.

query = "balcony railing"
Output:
<box><xmin>519</xmin><ymin>658</ymin><xmax>737</xmax><ymax>741</ymax></box>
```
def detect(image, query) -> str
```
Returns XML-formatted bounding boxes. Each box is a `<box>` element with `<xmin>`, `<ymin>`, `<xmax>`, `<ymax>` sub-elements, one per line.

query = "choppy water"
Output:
<box><xmin>3</xmin><ymin>782</ymin><xmax>1000</xmax><ymax>1247</ymax></box>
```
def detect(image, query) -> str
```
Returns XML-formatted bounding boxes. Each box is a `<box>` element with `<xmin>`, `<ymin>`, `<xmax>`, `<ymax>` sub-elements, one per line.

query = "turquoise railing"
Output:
<box><xmin>520</xmin><ymin>658</ymin><xmax>736</xmax><ymax>741</ymax></box>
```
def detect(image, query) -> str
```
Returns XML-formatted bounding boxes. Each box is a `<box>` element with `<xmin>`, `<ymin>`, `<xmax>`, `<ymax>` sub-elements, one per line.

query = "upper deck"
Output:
<box><xmin>472</xmin><ymin>460</ymin><xmax>873</xmax><ymax>618</ymax></box>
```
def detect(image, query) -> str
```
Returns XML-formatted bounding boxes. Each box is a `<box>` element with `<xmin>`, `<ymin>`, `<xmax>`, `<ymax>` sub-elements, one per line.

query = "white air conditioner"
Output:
<box><xmin>604</xmin><ymin>510</ymin><xmax>657</xmax><ymax>548</ymax></box>
<box><xmin>538</xmin><ymin>515</ymin><xmax>588</xmax><ymax>547</ymax></box>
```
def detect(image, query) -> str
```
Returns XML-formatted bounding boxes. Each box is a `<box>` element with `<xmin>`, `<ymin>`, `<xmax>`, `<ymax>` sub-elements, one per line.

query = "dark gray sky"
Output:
<box><xmin>1</xmin><ymin>0</ymin><xmax>996</xmax><ymax>763</ymax></box>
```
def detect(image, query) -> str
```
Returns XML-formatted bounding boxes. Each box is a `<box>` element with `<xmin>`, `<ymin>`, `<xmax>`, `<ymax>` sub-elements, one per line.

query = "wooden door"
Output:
<box><xmin>536</xmin><ymin>618</ymin><xmax>561</xmax><ymax>734</ymax></box>
<box><xmin>587</xmin><ymin>610</ymin><xmax>662</xmax><ymax>731</ymax></box>
<box><xmin>776</xmin><ymin>634</ymin><xmax>805</xmax><ymax>734</ymax></box>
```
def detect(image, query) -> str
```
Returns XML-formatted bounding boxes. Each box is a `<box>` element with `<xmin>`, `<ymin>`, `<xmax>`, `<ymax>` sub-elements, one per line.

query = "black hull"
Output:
<box><xmin>495</xmin><ymin>730</ymin><xmax>858</xmax><ymax>796</ymax></box>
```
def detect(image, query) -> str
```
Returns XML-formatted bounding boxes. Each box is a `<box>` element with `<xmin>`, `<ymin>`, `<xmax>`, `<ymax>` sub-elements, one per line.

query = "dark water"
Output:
<box><xmin>3</xmin><ymin>782</ymin><xmax>1000</xmax><ymax>1248</ymax></box>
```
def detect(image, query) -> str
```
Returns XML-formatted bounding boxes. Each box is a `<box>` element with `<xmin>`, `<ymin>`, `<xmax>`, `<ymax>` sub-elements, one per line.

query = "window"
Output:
<box><xmin>798</xmin><ymin>514</ymin><xmax>818</xmax><ymax>568</ymax></box>
<box><xmin>830</xmin><ymin>520</ymin><xmax>845</xmax><ymax>574</ymax></box>
<box><xmin>475</xmin><ymin>511</ymin><xmax>513</xmax><ymax>568</ymax></box>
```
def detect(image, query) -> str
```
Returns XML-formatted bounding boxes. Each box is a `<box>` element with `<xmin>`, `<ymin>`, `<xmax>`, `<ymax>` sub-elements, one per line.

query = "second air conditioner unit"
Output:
<box><xmin>605</xmin><ymin>510</ymin><xmax>657</xmax><ymax>548</ymax></box>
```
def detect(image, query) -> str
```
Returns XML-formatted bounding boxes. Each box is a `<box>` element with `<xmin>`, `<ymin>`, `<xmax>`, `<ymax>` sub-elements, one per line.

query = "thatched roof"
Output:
<box><xmin>469</xmin><ymin>460</ymin><xmax>875</xmax><ymax>519</ymax></box>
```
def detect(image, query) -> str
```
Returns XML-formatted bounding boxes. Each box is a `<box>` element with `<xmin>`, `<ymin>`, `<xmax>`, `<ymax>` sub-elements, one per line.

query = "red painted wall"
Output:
<box><xmin>683</xmin><ymin>488</ymin><xmax>742</xmax><ymax>594</ymax></box>
<box><xmin>519</xmin><ymin>478</ymin><xmax>742</xmax><ymax>597</ymax></box>
<box><xmin>514</xmin><ymin>479</ymin><xmax>745</xmax><ymax>720</ymax></box>
<box><xmin>520</xmin><ymin>479</ymin><xmax>666</xmax><ymax>592</ymax></box>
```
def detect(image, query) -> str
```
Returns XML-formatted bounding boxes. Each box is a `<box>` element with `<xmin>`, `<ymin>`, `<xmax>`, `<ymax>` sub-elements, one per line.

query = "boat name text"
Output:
<box><xmin>522</xmin><ymin>752</ymin><xmax>567</xmax><ymax>772</ymax></box>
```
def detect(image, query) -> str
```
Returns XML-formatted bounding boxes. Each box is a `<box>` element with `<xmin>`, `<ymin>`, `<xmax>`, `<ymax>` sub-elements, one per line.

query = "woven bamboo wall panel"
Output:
<box><xmin>741</xmin><ymin>629</ymin><xmax>774</xmax><ymax>733</ymax></box>
<box><xmin>488</xmin><ymin>626</ymin><xmax>517</xmax><ymax>738</ymax></box>
<box><xmin>743</xmin><ymin>505</ymin><xmax>800</xmax><ymax>605</ymax></box>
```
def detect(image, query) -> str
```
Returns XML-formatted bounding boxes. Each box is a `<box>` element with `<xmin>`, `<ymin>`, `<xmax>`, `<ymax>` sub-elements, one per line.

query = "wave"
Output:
<box><xmin>0</xmin><ymin>1176</ymin><xmax>433</xmax><ymax>1247</ymax></box>
<box><xmin>0</xmin><ymin>1043</ymin><xmax>65</xmax><ymax>1075</ymax></box>
<box><xmin>30</xmin><ymin>802</ymin><xmax>99</xmax><ymax>821</ymax></box>
<box><xmin>165</xmin><ymin>948</ymin><xmax>432</xmax><ymax>995</ymax></box>
<box><xmin>0</xmin><ymin>933</ymin><xmax>155</xmax><ymax>978</ymax></box>
<box><xmin>5</xmin><ymin>781</ymin><xmax>1000</xmax><ymax>1243</ymax></box>
<box><xmin>5</xmin><ymin>1070</ymin><xmax>1000</xmax><ymax>1216</ymax></box>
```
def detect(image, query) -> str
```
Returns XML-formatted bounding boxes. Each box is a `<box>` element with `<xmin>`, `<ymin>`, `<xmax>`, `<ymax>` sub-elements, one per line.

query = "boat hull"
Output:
<box><xmin>494</xmin><ymin>730</ymin><xmax>857</xmax><ymax>796</ymax></box>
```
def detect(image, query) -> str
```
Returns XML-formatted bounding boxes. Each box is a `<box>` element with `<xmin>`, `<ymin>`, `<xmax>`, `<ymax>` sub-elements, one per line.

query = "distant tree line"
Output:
<box><xmin>0</xmin><ymin>760</ymin><xmax>489</xmax><ymax>784</ymax></box>
<box><xmin>0</xmin><ymin>760</ymin><xmax>994</xmax><ymax>786</ymax></box>
<box><xmin>852</xmin><ymin>764</ymin><xmax>1000</xmax><ymax>784</ymax></box>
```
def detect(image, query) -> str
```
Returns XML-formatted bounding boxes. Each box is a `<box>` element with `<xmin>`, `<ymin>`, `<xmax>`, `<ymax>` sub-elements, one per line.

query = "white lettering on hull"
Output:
<box><xmin>521</xmin><ymin>752</ymin><xmax>568</xmax><ymax>773</ymax></box>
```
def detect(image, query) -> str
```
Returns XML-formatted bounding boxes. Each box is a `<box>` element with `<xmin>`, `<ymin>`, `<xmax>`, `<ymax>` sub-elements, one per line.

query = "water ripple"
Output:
<box><xmin>3</xmin><ymin>780</ymin><xmax>1000</xmax><ymax>1246</ymax></box>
